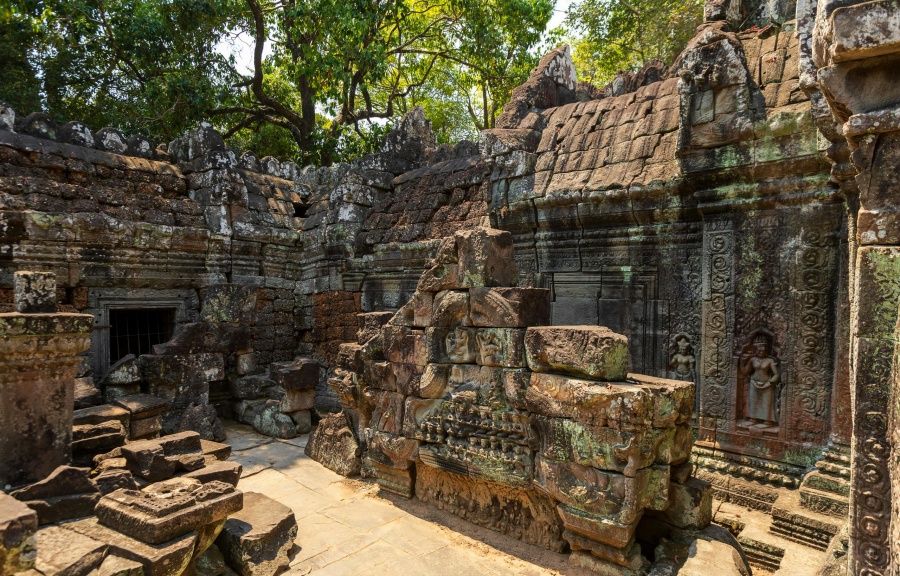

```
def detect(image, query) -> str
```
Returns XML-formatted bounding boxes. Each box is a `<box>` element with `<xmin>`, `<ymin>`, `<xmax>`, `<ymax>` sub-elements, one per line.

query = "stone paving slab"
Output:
<box><xmin>225</xmin><ymin>422</ymin><xmax>591</xmax><ymax>575</ymax></box>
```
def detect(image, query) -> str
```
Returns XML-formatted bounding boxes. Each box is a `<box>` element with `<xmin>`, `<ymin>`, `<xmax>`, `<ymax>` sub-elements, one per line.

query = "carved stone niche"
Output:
<box><xmin>735</xmin><ymin>329</ymin><xmax>782</xmax><ymax>436</ymax></box>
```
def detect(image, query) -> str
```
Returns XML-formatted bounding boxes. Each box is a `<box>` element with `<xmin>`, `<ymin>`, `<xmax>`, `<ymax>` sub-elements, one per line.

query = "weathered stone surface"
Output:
<box><xmin>63</xmin><ymin>518</ymin><xmax>197</xmax><ymax>576</ymax></box>
<box><xmin>14</xmin><ymin>271</ymin><xmax>56</xmax><ymax>314</ymax></box>
<box><xmin>73</xmin><ymin>421</ymin><xmax>128</xmax><ymax>456</ymax></box>
<box><xmin>200</xmin><ymin>440</ymin><xmax>232</xmax><ymax>462</ymax></box>
<box><xmin>532</xmin><ymin>416</ymin><xmax>691</xmax><ymax>476</ymax></box>
<box><xmin>94</xmin><ymin>555</ymin><xmax>144</xmax><ymax>576</ymax></box>
<box><xmin>95</xmin><ymin>478</ymin><xmax>242</xmax><ymax>545</ymax></box>
<box><xmin>647</xmin><ymin>477</ymin><xmax>712</xmax><ymax>530</ymax></box>
<box><xmin>0</xmin><ymin>308</ymin><xmax>93</xmax><ymax>487</ymax></box>
<box><xmin>182</xmin><ymin>461</ymin><xmax>243</xmax><ymax>487</ymax></box>
<box><xmin>382</xmin><ymin>325</ymin><xmax>427</xmax><ymax>365</ymax></box>
<box><xmin>431</xmin><ymin>290</ymin><xmax>471</xmax><ymax>326</ymax></box>
<box><xmin>415</xmin><ymin>462</ymin><xmax>566</xmax><ymax>551</ymax></box>
<box><xmin>34</xmin><ymin>525</ymin><xmax>106</xmax><ymax>576</ymax></box>
<box><xmin>468</xmin><ymin>288</ymin><xmax>550</xmax><ymax>327</ymax></box>
<box><xmin>388</xmin><ymin>292</ymin><xmax>434</xmax><ymax>328</ymax></box>
<box><xmin>113</xmin><ymin>394</ymin><xmax>168</xmax><ymax>419</ymax></box>
<box><xmin>368</xmin><ymin>431</ymin><xmax>420</xmax><ymax>469</ymax></box>
<box><xmin>534</xmin><ymin>457</ymin><xmax>669</xmax><ymax>522</ymax></box>
<box><xmin>10</xmin><ymin>466</ymin><xmax>101</xmax><ymax>525</ymax></box>
<box><xmin>525</xmin><ymin>373</ymin><xmax>653</xmax><ymax>428</ymax></box>
<box><xmin>0</xmin><ymin>493</ymin><xmax>38</xmax><ymax>574</ymax></box>
<box><xmin>73</xmin><ymin>405</ymin><xmax>130</xmax><ymax>427</ymax></box>
<box><xmin>425</xmin><ymin>327</ymin><xmax>477</xmax><ymax>363</ymax></box>
<box><xmin>200</xmin><ymin>285</ymin><xmax>257</xmax><ymax>324</ymax></box>
<box><xmin>525</xmin><ymin>326</ymin><xmax>629</xmax><ymax>380</ymax></box>
<box><xmin>74</xmin><ymin>378</ymin><xmax>102</xmax><ymax>409</ymax></box>
<box><xmin>278</xmin><ymin>388</ymin><xmax>315</xmax><ymax>412</ymax></box>
<box><xmin>304</xmin><ymin>412</ymin><xmax>361</xmax><ymax>477</ymax></box>
<box><xmin>94</xmin><ymin>470</ymin><xmax>139</xmax><ymax>495</ymax></box>
<box><xmin>234</xmin><ymin>399</ymin><xmax>298</xmax><ymax>439</ymax></box>
<box><xmin>120</xmin><ymin>432</ymin><xmax>205</xmax><ymax>482</ymax></box>
<box><xmin>269</xmin><ymin>357</ymin><xmax>319</xmax><ymax>390</ymax></box>
<box><xmin>140</xmin><ymin>354</ymin><xmax>225</xmax><ymax>387</ymax></box>
<box><xmin>474</xmin><ymin>328</ymin><xmax>526</xmax><ymax>368</ymax></box>
<box><xmin>454</xmin><ymin>228</ymin><xmax>518</xmax><ymax>287</ymax></box>
<box><xmin>215</xmin><ymin>492</ymin><xmax>297</xmax><ymax>576</ymax></box>
<box><xmin>102</xmin><ymin>356</ymin><xmax>141</xmax><ymax>387</ymax></box>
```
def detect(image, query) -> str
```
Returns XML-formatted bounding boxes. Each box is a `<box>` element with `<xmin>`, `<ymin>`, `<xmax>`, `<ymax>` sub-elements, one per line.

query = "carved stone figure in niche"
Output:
<box><xmin>739</xmin><ymin>334</ymin><xmax>780</xmax><ymax>426</ymax></box>
<box><xmin>476</xmin><ymin>330</ymin><xmax>502</xmax><ymax>365</ymax></box>
<box><xmin>446</xmin><ymin>327</ymin><xmax>476</xmax><ymax>363</ymax></box>
<box><xmin>668</xmin><ymin>335</ymin><xmax>696</xmax><ymax>382</ymax></box>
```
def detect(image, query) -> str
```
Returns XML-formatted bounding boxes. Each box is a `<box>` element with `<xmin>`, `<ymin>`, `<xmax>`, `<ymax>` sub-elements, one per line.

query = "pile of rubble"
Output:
<box><xmin>309</xmin><ymin>228</ymin><xmax>752</xmax><ymax>575</ymax></box>
<box><xmin>0</xmin><ymin>272</ymin><xmax>298</xmax><ymax>576</ymax></box>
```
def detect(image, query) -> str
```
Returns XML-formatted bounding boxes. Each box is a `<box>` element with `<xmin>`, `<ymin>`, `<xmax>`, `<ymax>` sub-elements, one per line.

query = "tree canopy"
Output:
<box><xmin>564</xmin><ymin>0</ymin><xmax>703</xmax><ymax>87</ymax></box>
<box><xmin>1</xmin><ymin>0</ymin><xmax>553</xmax><ymax>165</ymax></box>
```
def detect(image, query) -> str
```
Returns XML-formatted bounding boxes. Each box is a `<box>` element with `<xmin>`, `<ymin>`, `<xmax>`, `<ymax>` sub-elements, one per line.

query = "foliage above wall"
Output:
<box><xmin>0</xmin><ymin>0</ymin><xmax>553</xmax><ymax>164</ymax></box>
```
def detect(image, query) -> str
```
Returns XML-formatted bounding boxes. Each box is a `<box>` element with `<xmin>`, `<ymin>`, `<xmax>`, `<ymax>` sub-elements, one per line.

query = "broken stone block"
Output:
<box><xmin>382</xmin><ymin>325</ymin><xmax>427</xmax><ymax>365</ymax></box>
<box><xmin>13</xmin><ymin>270</ymin><xmax>56</xmax><ymax>314</ymax></box>
<box><xmin>190</xmin><ymin>542</ymin><xmax>227</xmax><ymax>576</ymax></box>
<box><xmin>357</xmin><ymin>311</ymin><xmax>396</xmax><ymax>342</ymax></box>
<box><xmin>162</xmin><ymin>404</ymin><xmax>225</xmax><ymax>442</ymax></box>
<box><xmin>182</xmin><ymin>461</ymin><xmax>243</xmax><ymax>487</ymax></box>
<box><xmin>129</xmin><ymin>415</ymin><xmax>163</xmax><ymax>441</ymax></box>
<box><xmin>279</xmin><ymin>388</ymin><xmax>315</xmax><ymax>412</ymax></box>
<box><xmin>105</xmin><ymin>385</ymin><xmax>142</xmax><ymax>403</ymax></box>
<box><xmin>101</xmin><ymin>355</ymin><xmax>141</xmax><ymax>387</ymax></box>
<box><xmin>627</xmin><ymin>373</ymin><xmax>695</xmax><ymax>427</ymax></box>
<box><xmin>33</xmin><ymin>525</ymin><xmax>106</xmax><ymax>576</ymax></box>
<box><xmin>532</xmin><ymin>415</ymin><xmax>689</xmax><ymax>476</ymax></box>
<box><xmin>94</xmin><ymin>554</ymin><xmax>144</xmax><ymax>576</ymax></box>
<box><xmin>235</xmin><ymin>352</ymin><xmax>260</xmax><ymax>377</ymax></box>
<box><xmin>140</xmin><ymin>354</ymin><xmax>225</xmax><ymax>387</ymax></box>
<box><xmin>431</xmin><ymin>290</ymin><xmax>471</xmax><ymax>326</ymax></box>
<box><xmin>114</xmin><ymin>394</ymin><xmax>168</xmax><ymax>421</ymax></box>
<box><xmin>287</xmin><ymin>409</ymin><xmax>312</xmax><ymax>434</ymax></box>
<box><xmin>216</xmin><ymin>492</ymin><xmax>297</xmax><ymax>576</ymax></box>
<box><xmin>63</xmin><ymin>517</ymin><xmax>197</xmax><ymax>576</ymax></box>
<box><xmin>73</xmin><ymin>420</ymin><xmax>127</xmax><ymax>456</ymax></box>
<box><xmin>0</xmin><ymin>493</ymin><xmax>38</xmax><ymax>573</ymax></box>
<box><xmin>389</xmin><ymin>292</ymin><xmax>434</xmax><ymax>328</ymax></box>
<box><xmin>234</xmin><ymin>400</ymin><xmax>297</xmax><ymax>439</ymax></box>
<box><xmin>269</xmin><ymin>357</ymin><xmax>319</xmax><ymax>390</ymax></box>
<box><xmin>525</xmin><ymin>326</ymin><xmax>629</xmax><ymax>380</ymax></box>
<box><xmin>74</xmin><ymin>377</ymin><xmax>102</xmax><ymax>409</ymax></box>
<box><xmin>468</xmin><ymin>287</ymin><xmax>550</xmax><ymax>327</ymax></box>
<box><xmin>304</xmin><ymin>412</ymin><xmax>362</xmax><ymax>477</ymax></box>
<box><xmin>200</xmin><ymin>439</ymin><xmax>232</xmax><ymax>462</ymax></box>
<box><xmin>368</xmin><ymin>431</ymin><xmax>420</xmax><ymax>469</ymax></box>
<box><xmin>94</xmin><ymin>470</ymin><xmax>139</xmax><ymax>495</ymax></box>
<box><xmin>229</xmin><ymin>375</ymin><xmax>277</xmax><ymax>400</ymax></box>
<box><xmin>417</xmin><ymin>260</ymin><xmax>461</xmax><ymax>292</ymax></box>
<box><xmin>648</xmin><ymin>477</ymin><xmax>712</xmax><ymax>530</ymax></box>
<box><xmin>534</xmin><ymin>457</ymin><xmax>669</xmax><ymax>522</ymax></box>
<box><xmin>525</xmin><ymin>373</ymin><xmax>654</xmax><ymax>429</ymax></box>
<box><xmin>10</xmin><ymin>466</ymin><xmax>101</xmax><ymax>525</ymax></box>
<box><xmin>454</xmin><ymin>228</ymin><xmax>518</xmax><ymax>288</ymax></box>
<box><xmin>73</xmin><ymin>404</ymin><xmax>130</xmax><ymax>428</ymax></box>
<box><xmin>120</xmin><ymin>431</ymin><xmax>205</xmax><ymax>482</ymax></box>
<box><xmin>95</xmin><ymin>478</ymin><xmax>242</xmax><ymax>545</ymax></box>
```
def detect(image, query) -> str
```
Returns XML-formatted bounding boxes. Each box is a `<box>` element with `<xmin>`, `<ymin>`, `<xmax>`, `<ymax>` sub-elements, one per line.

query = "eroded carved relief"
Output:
<box><xmin>738</xmin><ymin>332</ymin><xmax>780</xmax><ymax>428</ymax></box>
<box><xmin>446</xmin><ymin>328</ymin><xmax>476</xmax><ymax>363</ymax></box>
<box><xmin>668</xmin><ymin>334</ymin><xmax>697</xmax><ymax>382</ymax></box>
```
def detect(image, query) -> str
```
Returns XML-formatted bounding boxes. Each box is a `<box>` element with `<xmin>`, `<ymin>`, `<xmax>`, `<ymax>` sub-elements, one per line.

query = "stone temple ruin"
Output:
<box><xmin>1</xmin><ymin>0</ymin><xmax>899</xmax><ymax>573</ymax></box>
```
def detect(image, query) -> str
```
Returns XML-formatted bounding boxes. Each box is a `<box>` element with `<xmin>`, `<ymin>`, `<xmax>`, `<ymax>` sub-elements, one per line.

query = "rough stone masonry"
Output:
<box><xmin>2</xmin><ymin>0</ymin><xmax>900</xmax><ymax>571</ymax></box>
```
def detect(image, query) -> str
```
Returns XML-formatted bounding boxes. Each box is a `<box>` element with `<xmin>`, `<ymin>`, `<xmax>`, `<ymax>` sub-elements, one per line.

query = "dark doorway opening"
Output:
<box><xmin>109</xmin><ymin>308</ymin><xmax>176</xmax><ymax>365</ymax></box>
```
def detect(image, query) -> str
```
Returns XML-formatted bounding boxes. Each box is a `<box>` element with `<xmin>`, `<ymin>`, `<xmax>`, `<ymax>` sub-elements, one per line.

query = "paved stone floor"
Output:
<box><xmin>226</xmin><ymin>422</ymin><xmax>592</xmax><ymax>576</ymax></box>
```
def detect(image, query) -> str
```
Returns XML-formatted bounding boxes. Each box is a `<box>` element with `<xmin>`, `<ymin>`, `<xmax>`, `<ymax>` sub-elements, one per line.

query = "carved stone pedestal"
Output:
<box><xmin>0</xmin><ymin>271</ymin><xmax>93</xmax><ymax>487</ymax></box>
